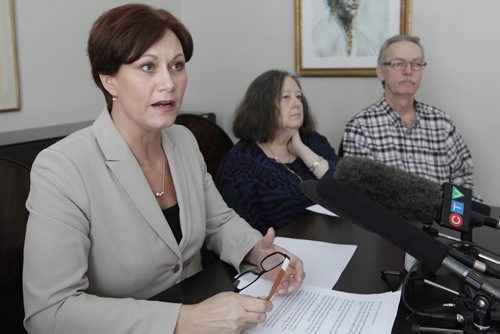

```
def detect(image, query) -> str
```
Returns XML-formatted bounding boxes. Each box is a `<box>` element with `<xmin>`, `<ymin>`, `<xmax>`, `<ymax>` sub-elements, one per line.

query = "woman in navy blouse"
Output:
<box><xmin>216</xmin><ymin>70</ymin><xmax>340</xmax><ymax>234</ymax></box>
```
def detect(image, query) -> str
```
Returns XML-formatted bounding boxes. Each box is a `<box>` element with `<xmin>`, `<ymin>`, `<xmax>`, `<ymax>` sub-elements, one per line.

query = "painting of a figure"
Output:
<box><xmin>312</xmin><ymin>0</ymin><xmax>379</xmax><ymax>57</ymax></box>
<box><xmin>296</xmin><ymin>0</ymin><xmax>412</xmax><ymax>76</ymax></box>
<box><xmin>0</xmin><ymin>0</ymin><xmax>20</xmax><ymax>111</ymax></box>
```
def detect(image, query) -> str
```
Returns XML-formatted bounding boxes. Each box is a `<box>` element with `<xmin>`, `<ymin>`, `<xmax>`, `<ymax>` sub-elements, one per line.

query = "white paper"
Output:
<box><xmin>274</xmin><ymin>237</ymin><xmax>356</xmax><ymax>289</ymax></box>
<box><xmin>306</xmin><ymin>204</ymin><xmax>338</xmax><ymax>217</ymax></box>
<box><xmin>244</xmin><ymin>284</ymin><xmax>401</xmax><ymax>334</ymax></box>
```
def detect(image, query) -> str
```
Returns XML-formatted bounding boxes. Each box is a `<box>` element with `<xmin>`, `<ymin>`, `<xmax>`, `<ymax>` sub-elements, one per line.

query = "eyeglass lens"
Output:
<box><xmin>261</xmin><ymin>252</ymin><xmax>286</xmax><ymax>271</ymax></box>
<box><xmin>233</xmin><ymin>252</ymin><xmax>287</xmax><ymax>292</ymax></box>
<box><xmin>386</xmin><ymin>60</ymin><xmax>426</xmax><ymax>71</ymax></box>
<box><xmin>234</xmin><ymin>271</ymin><xmax>260</xmax><ymax>291</ymax></box>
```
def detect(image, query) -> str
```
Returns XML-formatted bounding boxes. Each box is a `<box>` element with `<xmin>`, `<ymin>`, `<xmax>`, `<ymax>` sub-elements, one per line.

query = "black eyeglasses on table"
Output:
<box><xmin>234</xmin><ymin>251</ymin><xmax>290</xmax><ymax>301</ymax></box>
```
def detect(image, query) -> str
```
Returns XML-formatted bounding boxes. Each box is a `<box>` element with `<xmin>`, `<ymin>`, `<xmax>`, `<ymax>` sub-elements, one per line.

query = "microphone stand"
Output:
<box><xmin>379</xmin><ymin>222</ymin><xmax>500</xmax><ymax>332</ymax></box>
<box><xmin>401</xmin><ymin>260</ymin><xmax>500</xmax><ymax>333</ymax></box>
<box><xmin>407</xmin><ymin>225</ymin><xmax>500</xmax><ymax>332</ymax></box>
<box><xmin>461</xmin><ymin>229</ymin><xmax>473</xmax><ymax>243</ymax></box>
<box><xmin>440</xmin><ymin>217</ymin><xmax>500</xmax><ymax>279</ymax></box>
<box><xmin>454</xmin><ymin>293</ymin><xmax>500</xmax><ymax>333</ymax></box>
<box><xmin>380</xmin><ymin>257</ymin><xmax>411</xmax><ymax>284</ymax></box>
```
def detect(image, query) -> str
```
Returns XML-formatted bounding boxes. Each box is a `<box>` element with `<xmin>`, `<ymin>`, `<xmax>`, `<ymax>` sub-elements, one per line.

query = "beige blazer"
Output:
<box><xmin>23</xmin><ymin>110</ymin><xmax>262</xmax><ymax>334</ymax></box>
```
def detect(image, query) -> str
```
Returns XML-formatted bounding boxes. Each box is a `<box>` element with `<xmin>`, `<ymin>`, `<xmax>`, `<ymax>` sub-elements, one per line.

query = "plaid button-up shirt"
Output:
<box><xmin>342</xmin><ymin>97</ymin><xmax>478</xmax><ymax>198</ymax></box>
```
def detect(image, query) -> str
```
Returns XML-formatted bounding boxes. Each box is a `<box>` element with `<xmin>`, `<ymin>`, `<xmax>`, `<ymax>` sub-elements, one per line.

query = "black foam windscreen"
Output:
<box><xmin>300</xmin><ymin>177</ymin><xmax>449</xmax><ymax>272</ymax></box>
<box><xmin>334</xmin><ymin>156</ymin><xmax>442</xmax><ymax>225</ymax></box>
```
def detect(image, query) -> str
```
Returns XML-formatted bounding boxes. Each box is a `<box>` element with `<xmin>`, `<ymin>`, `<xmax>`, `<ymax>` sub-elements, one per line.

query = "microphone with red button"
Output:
<box><xmin>300</xmin><ymin>176</ymin><xmax>500</xmax><ymax>302</ymax></box>
<box><xmin>328</xmin><ymin>156</ymin><xmax>500</xmax><ymax>277</ymax></box>
<box><xmin>333</xmin><ymin>156</ymin><xmax>498</xmax><ymax>232</ymax></box>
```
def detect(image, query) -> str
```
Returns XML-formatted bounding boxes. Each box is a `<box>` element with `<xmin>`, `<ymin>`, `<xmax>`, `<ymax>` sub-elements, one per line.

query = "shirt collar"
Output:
<box><xmin>380</xmin><ymin>97</ymin><xmax>422</xmax><ymax>128</ymax></box>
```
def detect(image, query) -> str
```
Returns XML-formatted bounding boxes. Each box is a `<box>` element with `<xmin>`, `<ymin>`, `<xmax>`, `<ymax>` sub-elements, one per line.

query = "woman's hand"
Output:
<box><xmin>287</xmin><ymin>131</ymin><xmax>329</xmax><ymax>178</ymax></box>
<box><xmin>174</xmin><ymin>292</ymin><xmax>272</xmax><ymax>333</ymax></box>
<box><xmin>287</xmin><ymin>131</ymin><xmax>307</xmax><ymax>159</ymax></box>
<box><xmin>246</xmin><ymin>228</ymin><xmax>305</xmax><ymax>295</ymax></box>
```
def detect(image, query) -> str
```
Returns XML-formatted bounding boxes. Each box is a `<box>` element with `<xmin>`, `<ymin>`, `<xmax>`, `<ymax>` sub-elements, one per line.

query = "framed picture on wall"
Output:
<box><xmin>0</xmin><ymin>0</ymin><xmax>20</xmax><ymax>111</ymax></box>
<box><xmin>295</xmin><ymin>0</ymin><xmax>412</xmax><ymax>77</ymax></box>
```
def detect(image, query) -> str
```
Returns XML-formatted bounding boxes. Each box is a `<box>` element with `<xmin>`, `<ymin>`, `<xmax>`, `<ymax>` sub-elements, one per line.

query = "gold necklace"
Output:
<box><xmin>265</xmin><ymin>143</ymin><xmax>303</xmax><ymax>182</ymax></box>
<box><xmin>277</xmin><ymin>159</ymin><xmax>303</xmax><ymax>182</ymax></box>
<box><xmin>154</xmin><ymin>156</ymin><xmax>165</xmax><ymax>197</ymax></box>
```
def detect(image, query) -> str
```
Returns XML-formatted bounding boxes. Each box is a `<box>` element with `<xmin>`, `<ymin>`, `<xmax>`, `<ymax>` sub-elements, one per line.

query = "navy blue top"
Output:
<box><xmin>215</xmin><ymin>132</ymin><xmax>340</xmax><ymax>234</ymax></box>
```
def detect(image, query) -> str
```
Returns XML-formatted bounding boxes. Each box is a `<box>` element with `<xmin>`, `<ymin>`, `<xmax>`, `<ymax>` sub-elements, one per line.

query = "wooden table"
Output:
<box><xmin>152</xmin><ymin>208</ymin><xmax>500</xmax><ymax>333</ymax></box>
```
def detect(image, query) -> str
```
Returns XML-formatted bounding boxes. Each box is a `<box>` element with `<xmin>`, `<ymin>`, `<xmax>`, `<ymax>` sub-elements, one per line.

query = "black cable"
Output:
<box><xmin>406</xmin><ymin>303</ymin><xmax>457</xmax><ymax>323</ymax></box>
<box><xmin>401</xmin><ymin>260</ymin><xmax>458</xmax><ymax>322</ymax></box>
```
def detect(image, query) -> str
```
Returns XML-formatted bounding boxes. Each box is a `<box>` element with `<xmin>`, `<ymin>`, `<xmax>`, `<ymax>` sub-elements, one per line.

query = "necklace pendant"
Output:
<box><xmin>155</xmin><ymin>152</ymin><xmax>166</xmax><ymax>198</ymax></box>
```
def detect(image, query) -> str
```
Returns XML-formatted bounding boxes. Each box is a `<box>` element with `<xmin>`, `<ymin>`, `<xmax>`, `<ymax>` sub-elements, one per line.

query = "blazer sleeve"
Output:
<box><xmin>23</xmin><ymin>148</ymin><xmax>180</xmax><ymax>334</ymax></box>
<box><xmin>214</xmin><ymin>152</ymin><xmax>267</xmax><ymax>233</ymax></box>
<box><xmin>178</xmin><ymin>130</ymin><xmax>262</xmax><ymax>269</ymax></box>
<box><xmin>203</xmin><ymin>175</ymin><xmax>263</xmax><ymax>269</ymax></box>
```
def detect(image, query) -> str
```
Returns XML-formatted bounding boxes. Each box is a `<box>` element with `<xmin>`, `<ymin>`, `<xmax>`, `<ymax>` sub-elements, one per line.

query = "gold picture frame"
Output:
<box><xmin>0</xmin><ymin>0</ymin><xmax>20</xmax><ymax>111</ymax></box>
<box><xmin>295</xmin><ymin>0</ymin><xmax>412</xmax><ymax>77</ymax></box>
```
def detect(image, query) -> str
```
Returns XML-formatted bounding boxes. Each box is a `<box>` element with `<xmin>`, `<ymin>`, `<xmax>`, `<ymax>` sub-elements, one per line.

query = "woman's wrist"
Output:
<box><xmin>308</xmin><ymin>156</ymin><xmax>324</xmax><ymax>172</ymax></box>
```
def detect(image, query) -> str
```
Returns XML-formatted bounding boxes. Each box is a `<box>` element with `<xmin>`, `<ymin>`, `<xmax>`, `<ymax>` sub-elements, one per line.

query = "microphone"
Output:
<box><xmin>334</xmin><ymin>156</ymin><xmax>498</xmax><ymax>229</ymax></box>
<box><xmin>300</xmin><ymin>177</ymin><xmax>500</xmax><ymax>302</ymax></box>
<box><xmin>471</xmin><ymin>212</ymin><xmax>500</xmax><ymax>229</ymax></box>
<box><xmin>334</xmin><ymin>156</ymin><xmax>500</xmax><ymax>277</ymax></box>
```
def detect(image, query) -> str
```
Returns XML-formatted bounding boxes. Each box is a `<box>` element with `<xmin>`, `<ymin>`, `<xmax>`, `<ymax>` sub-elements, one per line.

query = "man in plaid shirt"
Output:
<box><xmin>342</xmin><ymin>35</ymin><xmax>479</xmax><ymax>198</ymax></box>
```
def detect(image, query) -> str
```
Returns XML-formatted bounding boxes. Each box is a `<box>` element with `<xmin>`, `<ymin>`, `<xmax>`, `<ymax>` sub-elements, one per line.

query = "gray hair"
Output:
<box><xmin>377</xmin><ymin>35</ymin><xmax>425</xmax><ymax>67</ymax></box>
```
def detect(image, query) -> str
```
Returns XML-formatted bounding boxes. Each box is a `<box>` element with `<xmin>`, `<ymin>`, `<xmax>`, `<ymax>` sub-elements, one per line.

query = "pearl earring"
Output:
<box><xmin>112</xmin><ymin>96</ymin><xmax>117</xmax><ymax>101</ymax></box>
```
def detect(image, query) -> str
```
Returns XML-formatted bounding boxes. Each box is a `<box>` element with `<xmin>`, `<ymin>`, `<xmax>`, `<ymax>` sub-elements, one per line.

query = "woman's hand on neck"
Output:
<box><xmin>271</xmin><ymin>129</ymin><xmax>294</xmax><ymax>147</ymax></box>
<box><xmin>264</xmin><ymin>130</ymin><xmax>305</xmax><ymax>164</ymax></box>
<box><xmin>286</xmin><ymin>131</ymin><xmax>308</xmax><ymax>160</ymax></box>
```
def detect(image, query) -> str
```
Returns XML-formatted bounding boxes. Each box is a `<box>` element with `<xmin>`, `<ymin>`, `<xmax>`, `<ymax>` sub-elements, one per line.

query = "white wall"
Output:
<box><xmin>0</xmin><ymin>0</ymin><xmax>180</xmax><ymax>130</ymax></box>
<box><xmin>179</xmin><ymin>0</ymin><xmax>500</xmax><ymax>205</ymax></box>
<box><xmin>1</xmin><ymin>0</ymin><xmax>499</xmax><ymax>205</ymax></box>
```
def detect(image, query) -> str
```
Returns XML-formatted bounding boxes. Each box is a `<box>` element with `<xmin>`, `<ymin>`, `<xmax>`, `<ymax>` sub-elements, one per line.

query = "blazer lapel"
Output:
<box><xmin>92</xmin><ymin>110</ymin><xmax>182</xmax><ymax>257</ymax></box>
<box><xmin>160</xmin><ymin>131</ymin><xmax>191</xmax><ymax>251</ymax></box>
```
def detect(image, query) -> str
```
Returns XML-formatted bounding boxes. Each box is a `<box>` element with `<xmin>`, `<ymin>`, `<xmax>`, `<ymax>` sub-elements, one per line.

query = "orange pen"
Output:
<box><xmin>265</xmin><ymin>257</ymin><xmax>290</xmax><ymax>301</ymax></box>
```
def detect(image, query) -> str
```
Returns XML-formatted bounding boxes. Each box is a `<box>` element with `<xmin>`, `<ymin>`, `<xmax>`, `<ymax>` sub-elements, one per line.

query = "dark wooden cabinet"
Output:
<box><xmin>0</xmin><ymin>121</ymin><xmax>91</xmax><ymax>334</ymax></box>
<box><xmin>0</xmin><ymin>121</ymin><xmax>91</xmax><ymax>169</ymax></box>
